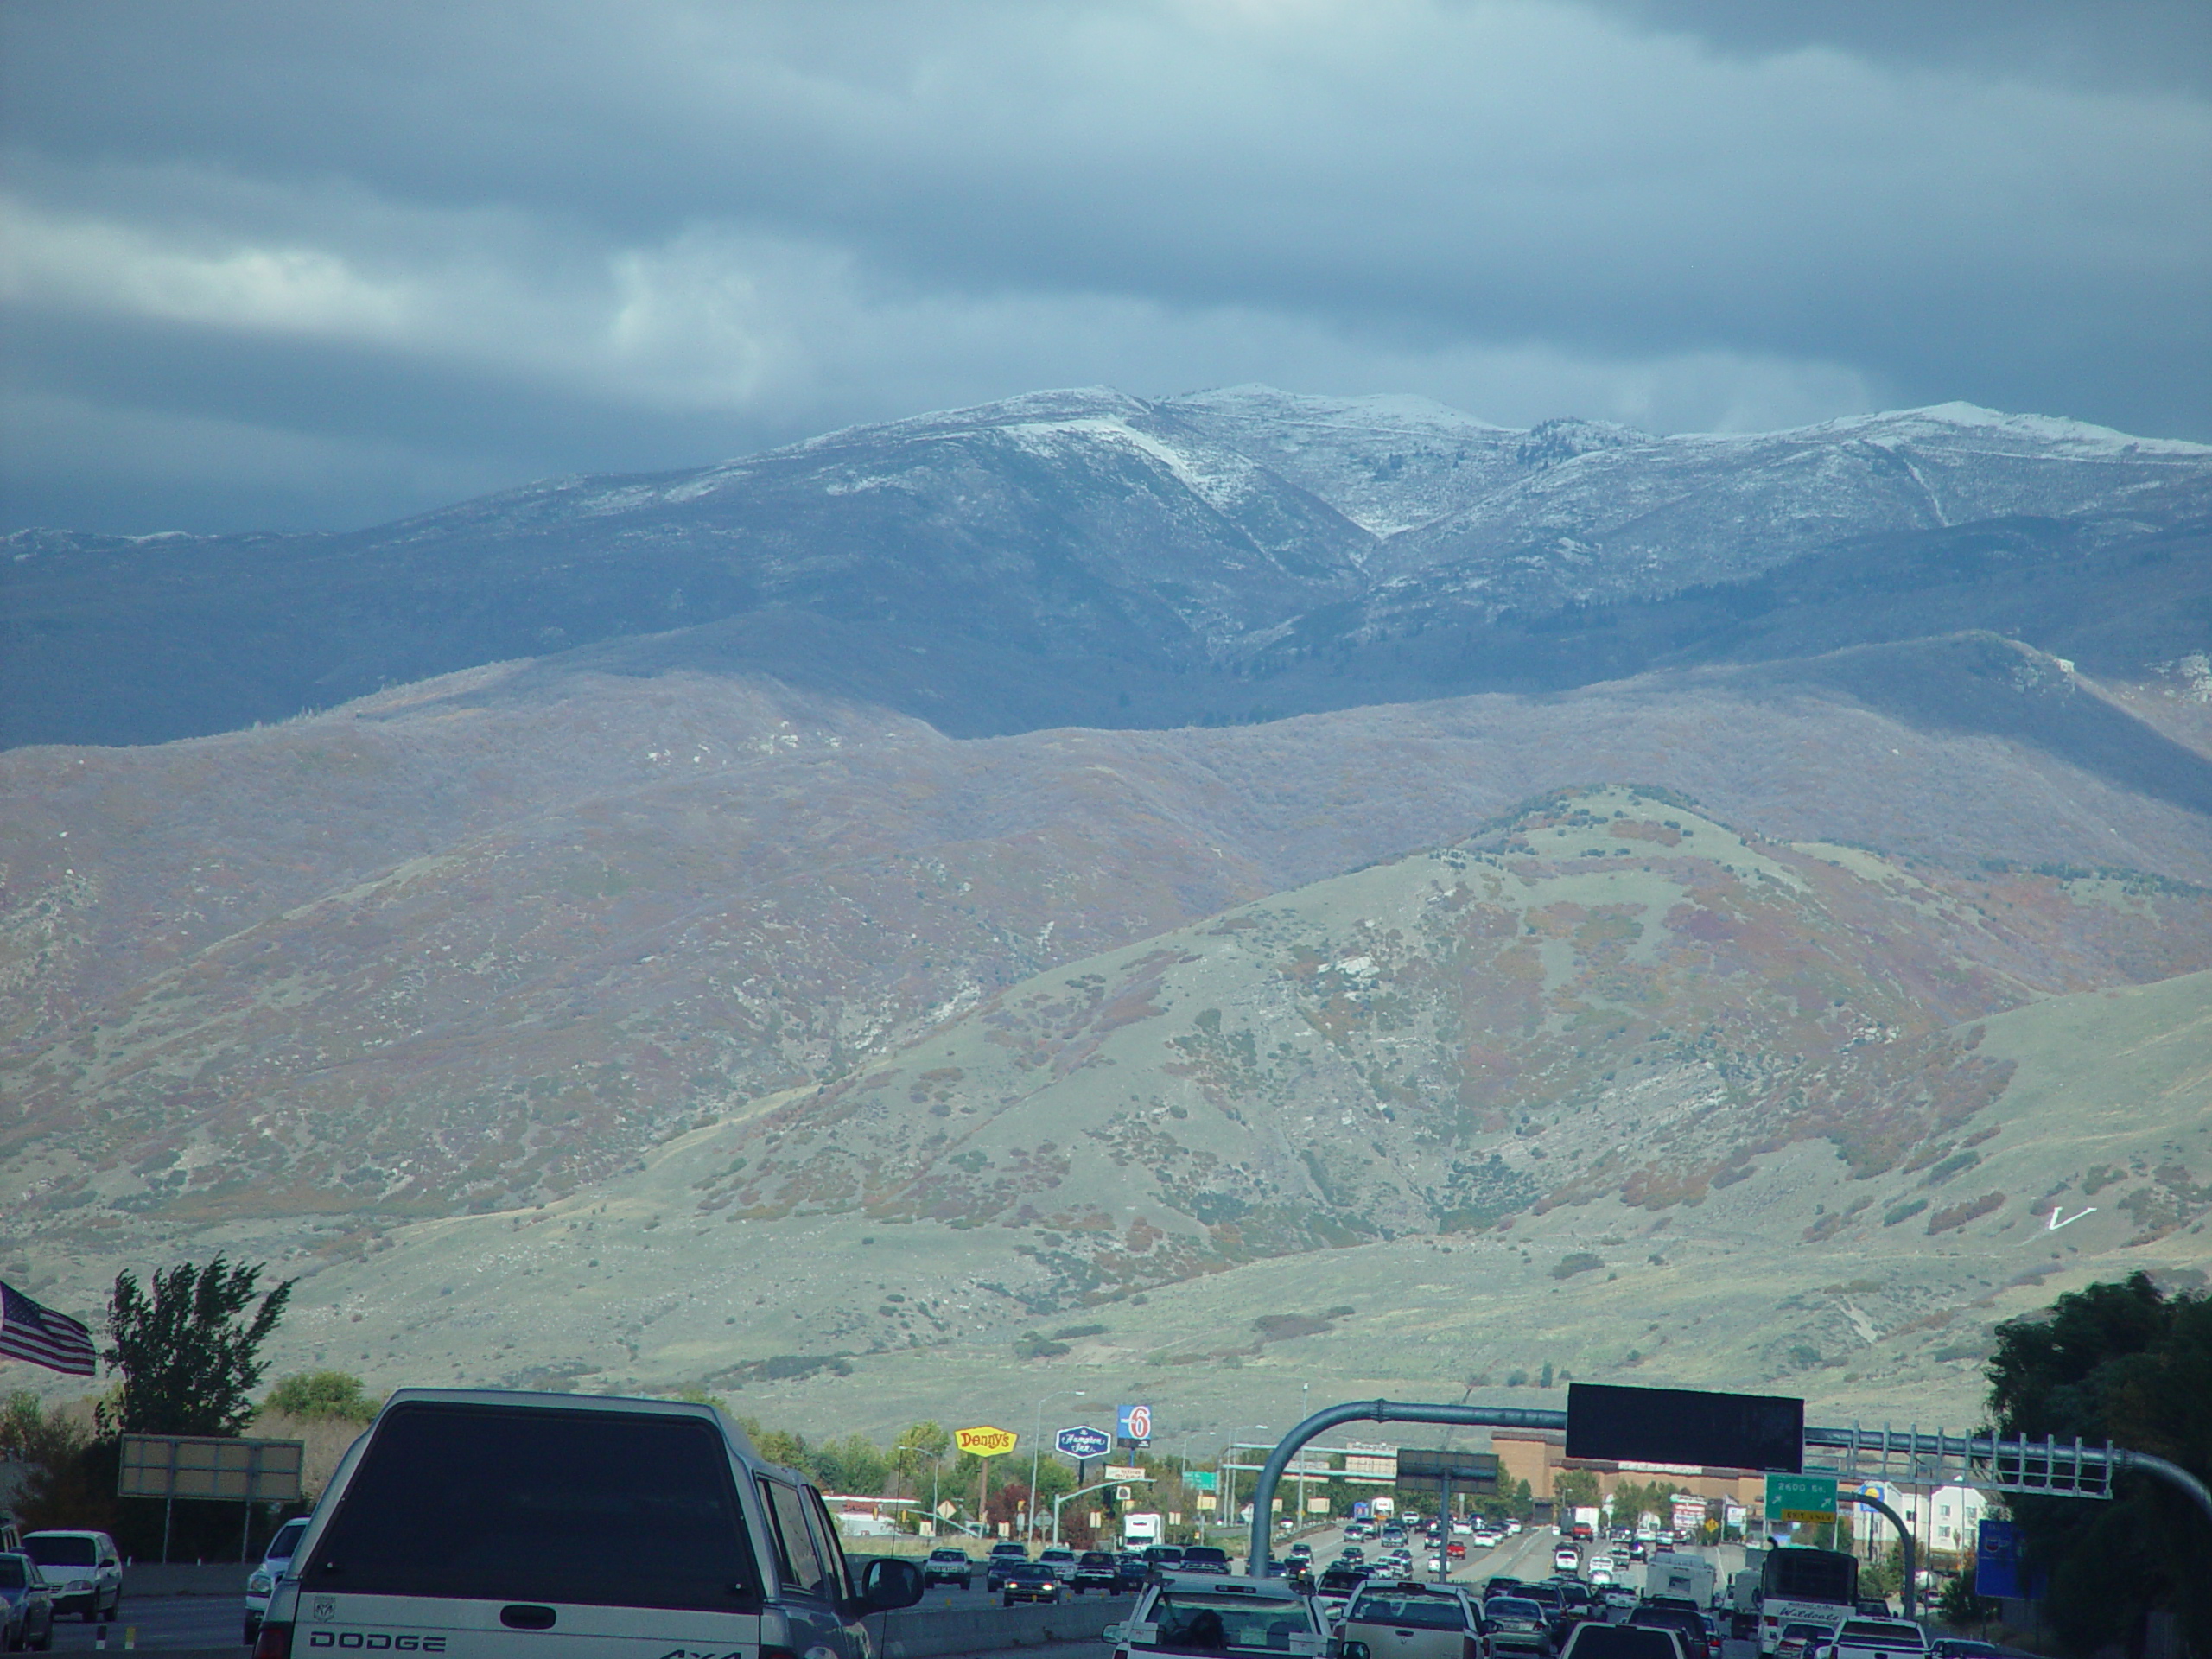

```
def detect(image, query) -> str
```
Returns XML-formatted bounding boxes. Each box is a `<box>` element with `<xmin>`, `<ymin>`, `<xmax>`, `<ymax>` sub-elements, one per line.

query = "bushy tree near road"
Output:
<box><xmin>102</xmin><ymin>1256</ymin><xmax>295</xmax><ymax>1437</ymax></box>
<box><xmin>262</xmin><ymin>1370</ymin><xmax>379</xmax><ymax>1424</ymax></box>
<box><xmin>1984</xmin><ymin>1271</ymin><xmax>2209</xmax><ymax>1656</ymax></box>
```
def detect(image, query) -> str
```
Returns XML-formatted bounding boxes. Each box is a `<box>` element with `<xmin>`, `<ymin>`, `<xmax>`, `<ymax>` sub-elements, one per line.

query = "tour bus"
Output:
<box><xmin>1758</xmin><ymin>1548</ymin><xmax>1859</xmax><ymax>1655</ymax></box>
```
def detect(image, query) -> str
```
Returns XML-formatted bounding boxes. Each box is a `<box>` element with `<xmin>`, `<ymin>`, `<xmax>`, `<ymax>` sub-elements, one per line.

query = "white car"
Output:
<box><xmin>1554</xmin><ymin>1544</ymin><xmax>1581</xmax><ymax>1573</ymax></box>
<box><xmin>244</xmin><ymin>1517</ymin><xmax>310</xmax><ymax>1643</ymax></box>
<box><xmin>19</xmin><ymin>1534</ymin><xmax>119</xmax><ymax>1624</ymax></box>
<box><xmin>1830</xmin><ymin>1620</ymin><xmax>1930</xmax><ymax>1659</ymax></box>
<box><xmin>1108</xmin><ymin>1573</ymin><xmax>1327</xmax><ymax>1659</ymax></box>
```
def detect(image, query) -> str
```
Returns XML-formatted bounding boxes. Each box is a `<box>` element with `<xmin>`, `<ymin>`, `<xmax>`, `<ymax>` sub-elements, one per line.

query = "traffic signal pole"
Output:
<box><xmin>1840</xmin><ymin>1491</ymin><xmax>1916</xmax><ymax>1620</ymax></box>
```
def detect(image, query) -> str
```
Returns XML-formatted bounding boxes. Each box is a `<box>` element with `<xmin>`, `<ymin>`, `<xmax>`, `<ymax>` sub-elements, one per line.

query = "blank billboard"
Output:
<box><xmin>1564</xmin><ymin>1384</ymin><xmax>1802</xmax><ymax>1473</ymax></box>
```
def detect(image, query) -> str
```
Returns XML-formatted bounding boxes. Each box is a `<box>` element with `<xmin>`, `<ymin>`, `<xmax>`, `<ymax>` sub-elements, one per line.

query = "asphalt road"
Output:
<box><xmin>52</xmin><ymin>1533</ymin><xmax>1760</xmax><ymax>1659</ymax></box>
<box><xmin>47</xmin><ymin>1597</ymin><xmax>245</xmax><ymax>1652</ymax></box>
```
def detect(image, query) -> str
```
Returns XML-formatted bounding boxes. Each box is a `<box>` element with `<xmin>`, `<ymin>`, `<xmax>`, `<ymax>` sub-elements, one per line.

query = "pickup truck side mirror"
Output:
<box><xmin>855</xmin><ymin>1556</ymin><xmax>925</xmax><ymax>1612</ymax></box>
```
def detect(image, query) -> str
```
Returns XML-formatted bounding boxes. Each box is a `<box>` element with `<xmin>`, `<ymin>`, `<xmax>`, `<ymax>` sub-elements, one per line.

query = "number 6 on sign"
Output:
<box><xmin>1118</xmin><ymin>1403</ymin><xmax>1152</xmax><ymax>1441</ymax></box>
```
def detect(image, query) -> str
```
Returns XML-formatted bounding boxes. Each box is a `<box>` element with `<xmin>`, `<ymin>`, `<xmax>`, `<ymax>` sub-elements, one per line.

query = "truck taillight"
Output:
<box><xmin>252</xmin><ymin>1624</ymin><xmax>292</xmax><ymax>1659</ymax></box>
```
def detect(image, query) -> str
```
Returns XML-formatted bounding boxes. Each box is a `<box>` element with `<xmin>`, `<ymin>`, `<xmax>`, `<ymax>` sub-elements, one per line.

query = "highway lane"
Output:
<box><xmin>48</xmin><ymin>1597</ymin><xmax>245</xmax><ymax>1652</ymax></box>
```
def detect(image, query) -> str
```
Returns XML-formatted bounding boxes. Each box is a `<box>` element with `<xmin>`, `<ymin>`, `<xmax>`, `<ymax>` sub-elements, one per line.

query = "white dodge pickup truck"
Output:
<box><xmin>1830</xmin><ymin>1618</ymin><xmax>1931</xmax><ymax>1659</ymax></box>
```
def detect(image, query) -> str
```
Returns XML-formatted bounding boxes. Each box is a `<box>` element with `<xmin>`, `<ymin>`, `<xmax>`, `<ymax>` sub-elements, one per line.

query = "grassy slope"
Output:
<box><xmin>67</xmin><ymin>811</ymin><xmax>2203</xmax><ymax>1440</ymax></box>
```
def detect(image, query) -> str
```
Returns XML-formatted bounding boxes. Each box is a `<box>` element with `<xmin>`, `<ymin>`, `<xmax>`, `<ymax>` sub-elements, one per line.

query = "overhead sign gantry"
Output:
<box><xmin>1242</xmin><ymin>1382</ymin><xmax>2212</xmax><ymax>1579</ymax></box>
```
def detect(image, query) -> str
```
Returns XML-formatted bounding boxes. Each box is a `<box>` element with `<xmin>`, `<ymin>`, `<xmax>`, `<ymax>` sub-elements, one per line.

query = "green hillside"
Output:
<box><xmin>162</xmin><ymin>791</ymin><xmax>2212</xmax><ymax>1434</ymax></box>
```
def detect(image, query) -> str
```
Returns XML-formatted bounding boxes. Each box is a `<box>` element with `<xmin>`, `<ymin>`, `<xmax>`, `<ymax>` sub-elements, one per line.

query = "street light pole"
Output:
<box><xmin>1224</xmin><ymin>1424</ymin><xmax>1268</xmax><ymax>1548</ymax></box>
<box><xmin>1296</xmin><ymin>1383</ymin><xmax>1310</xmax><ymax>1529</ymax></box>
<box><xmin>1027</xmin><ymin>1389</ymin><xmax>1085</xmax><ymax>1545</ymax></box>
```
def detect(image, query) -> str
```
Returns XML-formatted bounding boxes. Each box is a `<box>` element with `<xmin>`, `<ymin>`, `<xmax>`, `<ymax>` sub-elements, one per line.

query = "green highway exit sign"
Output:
<box><xmin>1764</xmin><ymin>1473</ymin><xmax>1837</xmax><ymax>1525</ymax></box>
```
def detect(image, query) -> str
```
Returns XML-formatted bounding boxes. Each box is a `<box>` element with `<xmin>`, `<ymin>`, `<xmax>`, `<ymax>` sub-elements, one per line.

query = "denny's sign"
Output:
<box><xmin>956</xmin><ymin>1425</ymin><xmax>1018</xmax><ymax>1457</ymax></box>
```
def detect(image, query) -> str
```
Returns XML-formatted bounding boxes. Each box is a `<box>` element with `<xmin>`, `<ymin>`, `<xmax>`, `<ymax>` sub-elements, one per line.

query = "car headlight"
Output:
<box><xmin>249</xmin><ymin>1573</ymin><xmax>275</xmax><ymax>1596</ymax></box>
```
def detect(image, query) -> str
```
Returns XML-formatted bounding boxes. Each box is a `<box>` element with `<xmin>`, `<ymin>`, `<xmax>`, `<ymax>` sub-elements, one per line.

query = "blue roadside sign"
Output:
<box><xmin>1976</xmin><ymin>1520</ymin><xmax>2025</xmax><ymax>1598</ymax></box>
<box><xmin>1057</xmin><ymin>1425</ymin><xmax>1112</xmax><ymax>1460</ymax></box>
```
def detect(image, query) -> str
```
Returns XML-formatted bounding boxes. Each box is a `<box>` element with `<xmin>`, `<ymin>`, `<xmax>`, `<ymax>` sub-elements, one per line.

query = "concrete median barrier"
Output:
<box><xmin>874</xmin><ymin>1593</ymin><xmax>1133</xmax><ymax>1657</ymax></box>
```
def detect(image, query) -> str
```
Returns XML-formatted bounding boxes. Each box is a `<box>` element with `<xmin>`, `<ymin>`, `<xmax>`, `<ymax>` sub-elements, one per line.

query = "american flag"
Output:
<box><xmin>0</xmin><ymin>1280</ymin><xmax>97</xmax><ymax>1376</ymax></box>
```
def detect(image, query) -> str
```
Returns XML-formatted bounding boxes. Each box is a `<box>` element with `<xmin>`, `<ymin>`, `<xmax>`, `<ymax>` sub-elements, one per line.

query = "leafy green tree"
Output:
<box><xmin>0</xmin><ymin>1392</ymin><xmax>110</xmax><ymax>1531</ymax></box>
<box><xmin>263</xmin><ymin>1370</ymin><xmax>379</xmax><ymax>1423</ymax></box>
<box><xmin>890</xmin><ymin>1421</ymin><xmax>950</xmax><ymax>1495</ymax></box>
<box><xmin>104</xmin><ymin>1258</ymin><xmax>295</xmax><ymax>1436</ymax></box>
<box><xmin>1553</xmin><ymin>1467</ymin><xmax>1600</xmax><ymax>1510</ymax></box>
<box><xmin>1984</xmin><ymin>1271</ymin><xmax>2211</xmax><ymax>1656</ymax></box>
<box><xmin>736</xmin><ymin>1415</ymin><xmax>812</xmax><ymax>1473</ymax></box>
<box><xmin>1936</xmin><ymin>1568</ymin><xmax>1998</xmax><ymax>1629</ymax></box>
<box><xmin>1860</xmin><ymin>1541</ymin><xmax>1906</xmax><ymax>1601</ymax></box>
<box><xmin>811</xmin><ymin>1432</ymin><xmax>890</xmax><ymax>1495</ymax></box>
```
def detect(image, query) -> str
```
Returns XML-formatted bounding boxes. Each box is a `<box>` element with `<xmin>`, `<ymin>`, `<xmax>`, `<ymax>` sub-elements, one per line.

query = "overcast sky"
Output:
<box><xmin>3</xmin><ymin>0</ymin><xmax>2208</xmax><ymax>534</ymax></box>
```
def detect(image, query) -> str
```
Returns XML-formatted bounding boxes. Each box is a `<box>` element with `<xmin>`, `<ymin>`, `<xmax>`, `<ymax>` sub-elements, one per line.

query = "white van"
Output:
<box><xmin>20</xmin><ymin>1532</ymin><xmax>121</xmax><ymax>1624</ymax></box>
<box><xmin>254</xmin><ymin>1389</ymin><xmax>922</xmax><ymax>1659</ymax></box>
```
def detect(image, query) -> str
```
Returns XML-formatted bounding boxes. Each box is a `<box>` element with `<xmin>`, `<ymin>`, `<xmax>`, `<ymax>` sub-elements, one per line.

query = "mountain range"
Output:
<box><xmin>3</xmin><ymin>385</ymin><xmax>2209</xmax><ymax>1437</ymax></box>
<box><xmin>6</xmin><ymin>388</ymin><xmax>2208</xmax><ymax>748</ymax></box>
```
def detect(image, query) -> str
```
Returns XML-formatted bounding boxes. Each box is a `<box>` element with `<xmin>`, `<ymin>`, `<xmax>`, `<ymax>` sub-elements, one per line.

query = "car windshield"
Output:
<box><xmin>0</xmin><ymin>1559</ymin><xmax>27</xmax><ymax>1588</ymax></box>
<box><xmin>1491</xmin><ymin>1599</ymin><xmax>1545</xmax><ymax>1619</ymax></box>
<box><xmin>1145</xmin><ymin>1591</ymin><xmax>1313</xmax><ymax>1652</ymax></box>
<box><xmin>1083</xmin><ymin>1554</ymin><xmax>1116</xmax><ymax>1567</ymax></box>
<box><xmin>1348</xmin><ymin>1594</ymin><xmax>1467</xmax><ymax>1630</ymax></box>
<box><xmin>1840</xmin><ymin>1626</ymin><xmax>1924</xmax><ymax>1645</ymax></box>
<box><xmin>266</xmin><ymin>1520</ymin><xmax>309</xmax><ymax>1561</ymax></box>
<box><xmin>930</xmin><ymin>1549</ymin><xmax>965</xmax><ymax>1560</ymax></box>
<box><xmin>23</xmin><ymin>1538</ymin><xmax>95</xmax><ymax>1567</ymax></box>
<box><xmin>1784</xmin><ymin>1627</ymin><xmax>1834</xmax><ymax>1640</ymax></box>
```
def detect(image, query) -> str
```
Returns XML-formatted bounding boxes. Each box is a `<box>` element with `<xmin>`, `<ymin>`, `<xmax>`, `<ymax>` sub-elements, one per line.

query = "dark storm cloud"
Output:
<box><xmin>3</xmin><ymin>1</ymin><xmax>2207</xmax><ymax>532</ymax></box>
<box><xmin>1604</xmin><ymin>0</ymin><xmax>2212</xmax><ymax>96</ymax></box>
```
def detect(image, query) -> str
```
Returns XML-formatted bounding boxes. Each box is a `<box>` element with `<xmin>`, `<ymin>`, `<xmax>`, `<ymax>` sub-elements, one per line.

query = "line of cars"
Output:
<box><xmin>918</xmin><ymin>1538</ymin><xmax>1237</xmax><ymax>1607</ymax></box>
<box><xmin>0</xmin><ymin>1526</ymin><xmax>129</xmax><ymax>1650</ymax></box>
<box><xmin>1102</xmin><ymin>1565</ymin><xmax>1714</xmax><ymax>1659</ymax></box>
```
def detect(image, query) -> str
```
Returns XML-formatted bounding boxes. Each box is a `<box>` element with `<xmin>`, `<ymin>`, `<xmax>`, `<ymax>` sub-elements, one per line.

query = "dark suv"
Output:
<box><xmin>985</xmin><ymin>1542</ymin><xmax>1029</xmax><ymax>1592</ymax></box>
<box><xmin>1179</xmin><ymin>1545</ymin><xmax>1231</xmax><ymax>1576</ymax></box>
<box><xmin>921</xmin><ymin>1548</ymin><xmax>974</xmax><ymax>1589</ymax></box>
<box><xmin>1630</xmin><ymin>1605</ymin><xmax>1719</xmax><ymax>1659</ymax></box>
